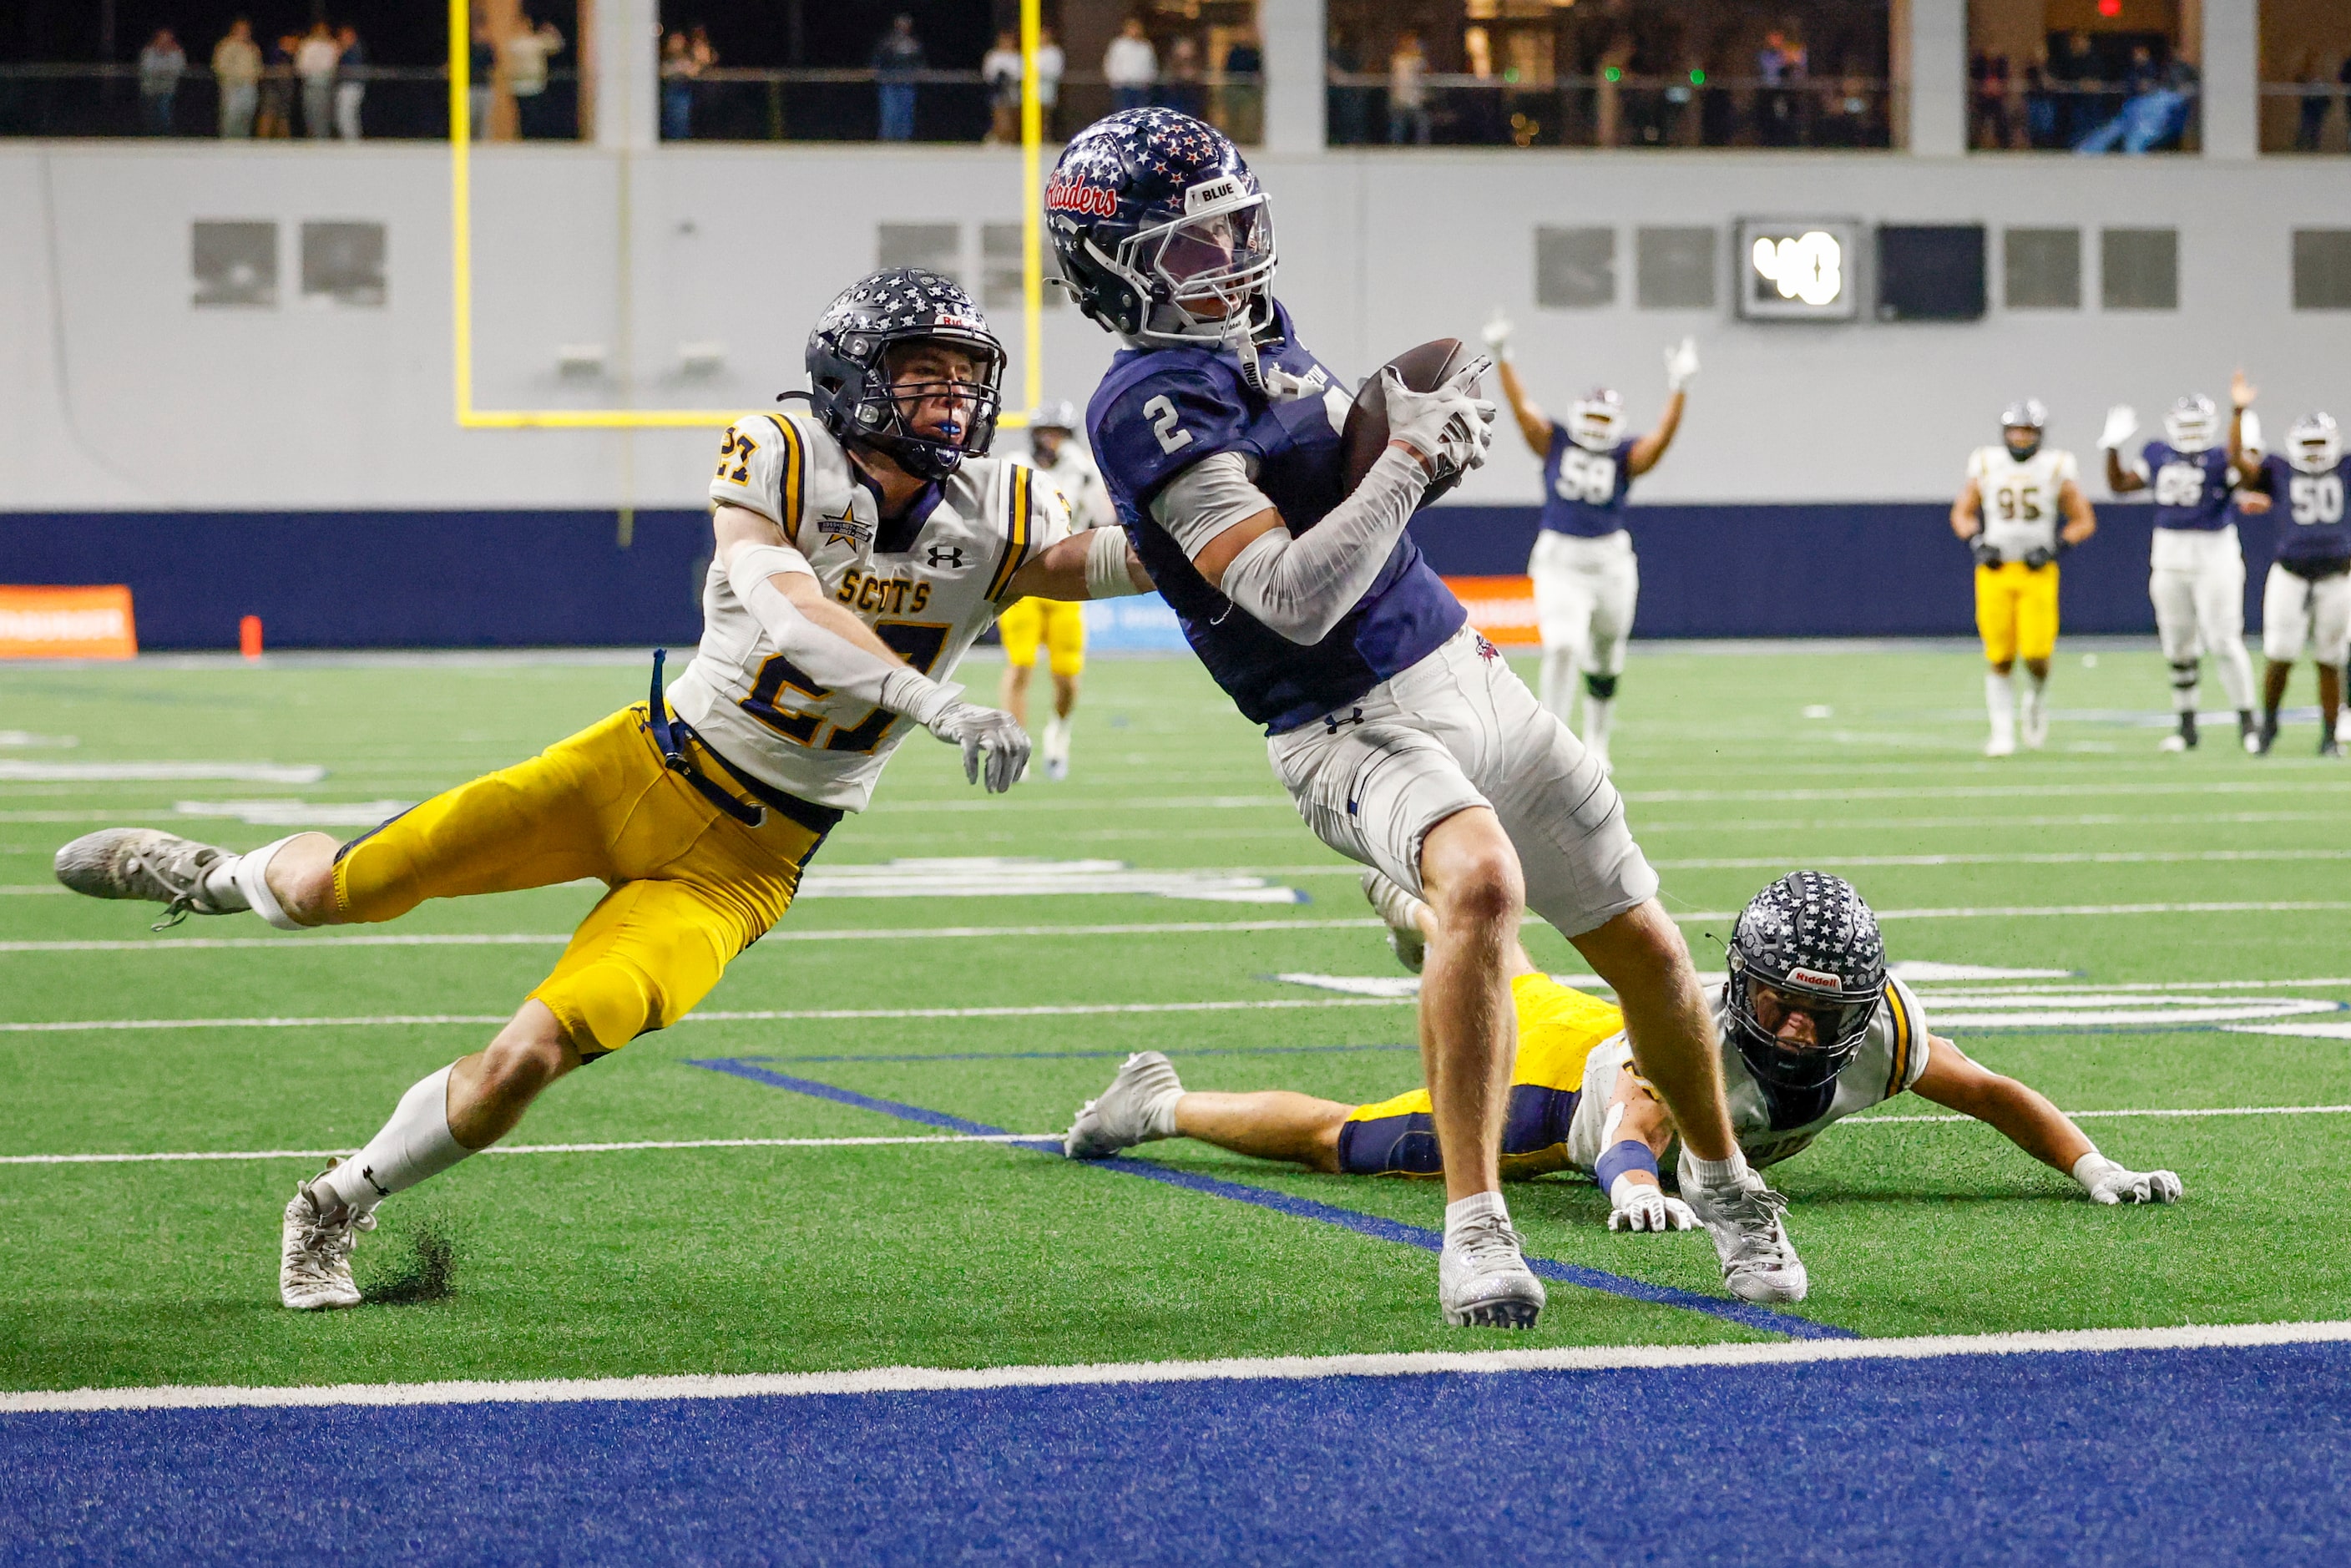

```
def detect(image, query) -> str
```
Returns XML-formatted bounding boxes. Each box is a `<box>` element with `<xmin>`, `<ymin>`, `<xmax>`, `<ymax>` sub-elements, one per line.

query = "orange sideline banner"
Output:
<box><xmin>0</xmin><ymin>585</ymin><xmax>139</xmax><ymax>660</ymax></box>
<box><xmin>1442</xmin><ymin>575</ymin><xmax>1539</xmax><ymax>646</ymax></box>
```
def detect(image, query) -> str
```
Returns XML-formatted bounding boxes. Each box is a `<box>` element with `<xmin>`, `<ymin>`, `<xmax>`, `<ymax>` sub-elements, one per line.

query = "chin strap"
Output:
<box><xmin>1231</xmin><ymin>322</ymin><xmax>1265</xmax><ymax>394</ymax></box>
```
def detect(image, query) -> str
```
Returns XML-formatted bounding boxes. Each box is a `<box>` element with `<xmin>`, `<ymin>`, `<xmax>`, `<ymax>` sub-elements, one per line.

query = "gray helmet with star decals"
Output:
<box><xmin>803</xmin><ymin>267</ymin><xmax>1006</xmax><ymax>481</ymax></box>
<box><xmin>1725</xmin><ymin>872</ymin><xmax>1888</xmax><ymax>1097</ymax></box>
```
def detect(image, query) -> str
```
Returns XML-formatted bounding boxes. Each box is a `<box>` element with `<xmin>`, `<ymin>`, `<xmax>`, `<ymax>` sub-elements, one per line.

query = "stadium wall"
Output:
<box><xmin>0</xmin><ymin>503</ymin><xmax>2243</xmax><ymax>650</ymax></box>
<box><xmin>3</xmin><ymin>141</ymin><xmax>2348</xmax><ymax>516</ymax></box>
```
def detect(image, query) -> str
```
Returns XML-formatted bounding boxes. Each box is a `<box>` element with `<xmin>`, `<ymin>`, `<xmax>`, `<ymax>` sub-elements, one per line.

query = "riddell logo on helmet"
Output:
<box><xmin>1786</xmin><ymin>967</ymin><xmax>1844</xmax><ymax>991</ymax></box>
<box><xmin>1045</xmin><ymin>175</ymin><xmax>1118</xmax><ymax>216</ymax></box>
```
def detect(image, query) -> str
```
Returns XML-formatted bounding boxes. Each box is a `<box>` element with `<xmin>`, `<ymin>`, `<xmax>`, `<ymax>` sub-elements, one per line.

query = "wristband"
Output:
<box><xmin>1084</xmin><ymin>524</ymin><xmax>1142</xmax><ymax>599</ymax></box>
<box><xmin>878</xmin><ymin>667</ymin><xmax>958</xmax><ymax>727</ymax></box>
<box><xmin>1595</xmin><ymin>1139</ymin><xmax>1661</xmax><ymax>1197</ymax></box>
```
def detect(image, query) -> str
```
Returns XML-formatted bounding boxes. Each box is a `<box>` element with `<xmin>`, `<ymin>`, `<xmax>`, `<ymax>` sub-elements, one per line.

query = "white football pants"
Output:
<box><xmin>1529</xmin><ymin>529</ymin><xmax>1638</xmax><ymax>721</ymax></box>
<box><xmin>2149</xmin><ymin>526</ymin><xmax>2255</xmax><ymax>711</ymax></box>
<box><xmin>2260</xmin><ymin>564</ymin><xmax>2351</xmax><ymax>665</ymax></box>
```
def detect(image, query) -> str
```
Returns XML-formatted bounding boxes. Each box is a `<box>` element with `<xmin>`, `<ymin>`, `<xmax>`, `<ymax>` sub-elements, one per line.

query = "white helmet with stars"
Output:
<box><xmin>1567</xmin><ymin>388</ymin><xmax>1625</xmax><ymax>453</ymax></box>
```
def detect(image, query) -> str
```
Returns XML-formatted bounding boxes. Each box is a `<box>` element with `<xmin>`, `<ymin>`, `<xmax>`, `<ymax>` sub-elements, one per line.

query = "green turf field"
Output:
<box><xmin>3</xmin><ymin>645</ymin><xmax>2348</xmax><ymax>1393</ymax></box>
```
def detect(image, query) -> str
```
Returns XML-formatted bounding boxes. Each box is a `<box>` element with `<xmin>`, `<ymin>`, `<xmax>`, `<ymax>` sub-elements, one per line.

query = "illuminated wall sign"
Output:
<box><xmin>1736</xmin><ymin>219</ymin><xmax>1863</xmax><ymax>321</ymax></box>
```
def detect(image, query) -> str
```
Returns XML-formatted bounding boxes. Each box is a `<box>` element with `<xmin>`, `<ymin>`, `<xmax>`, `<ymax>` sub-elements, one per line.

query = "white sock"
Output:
<box><xmin>1984</xmin><ymin>670</ymin><xmax>2015</xmax><ymax>731</ymax></box>
<box><xmin>2025</xmin><ymin>670</ymin><xmax>2047</xmax><ymax>706</ymax></box>
<box><xmin>316</xmin><ymin>1065</ymin><xmax>471</xmax><ymax>1216</ymax></box>
<box><xmin>1143</xmin><ymin>1087</ymin><xmax>1182</xmax><ymax>1140</ymax></box>
<box><xmin>1044</xmin><ymin>716</ymin><xmax>1071</xmax><ymax>764</ymax></box>
<box><xmin>232</xmin><ymin>835</ymin><xmax>308</xmax><ymax>930</ymax></box>
<box><xmin>1538</xmin><ymin>648</ymin><xmax>1576</xmax><ymax>720</ymax></box>
<box><xmin>197</xmin><ymin>854</ymin><xmax>251</xmax><ymax>913</ymax></box>
<box><xmin>1685</xmin><ymin>1148</ymin><xmax>1752</xmax><ymax>1189</ymax></box>
<box><xmin>1443</xmin><ymin>1189</ymin><xmax>1510</xmax><ymax>1245</ymax></box>
<box><xmin>1584</xmin><ymin>695</ymin><xmax>1615</xmax><ymax>751</ymax></box>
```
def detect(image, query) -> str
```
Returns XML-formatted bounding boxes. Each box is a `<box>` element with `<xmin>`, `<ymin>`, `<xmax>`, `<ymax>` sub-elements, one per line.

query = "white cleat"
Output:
<box><xmin>1680</xmin><ymin>1164</ymin><xmax>1808</xmax><ymax>1304</ymax></box>
<box><xmin>1359</xmin><ymin>868</ymin><xmax>1429</xmax><ymax>975</ymax></box>
<box><xmin>1438</xmin><ymin>1211</ymin><xmax>1546</xmax><ymax>1329</ymax></box>
<box><xmin>2157</xmin><ymin>733</ymin><xmax>2189</xmax><ymax>754</ymax></box>
<box><xmin>2020</xmin><ymin>698</ymin><xmax>2048</xmax><ymax>750</ymax></box>
<box><xmin>281</xmin><ymin>1166</ymin><xmax>374</xmax><ymax>1311</ymax></box>
<box><xmin>53</xmin><ymin>827</ymin><xmax>237</xmax><ymax>928</ymax></box>
<box><xmin>1064</xmin><ymin>1051</ymin><xmax>1185</xmax><ymax>1160</ymax></box>
<box><xmin>2337</xmin><ymin>707</ymin><xmax>2351</xmax><ymax>746</ymax></box>
<box><xmin>1983</xmin><ymin>731</ymin><xmax>2017</xmax><ymax>758</ymax></box>
<box><xmin>1043</xmin><ymin>755</ymin><xmax>1069</xmax><ymax>782</ymax></box>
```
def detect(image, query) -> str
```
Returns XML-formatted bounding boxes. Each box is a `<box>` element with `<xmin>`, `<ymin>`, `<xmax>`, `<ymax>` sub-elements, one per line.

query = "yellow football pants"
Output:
<box><xmin>1338</xmin><ymin>974</ymin><xmax>1625</xmax><ymax>1179</ymax></box>
<box><xmin>998</xmin><ymin>596</ymin><xmax>1085</xmax><ymax>677</ymax></box>
<box><xmin>1975</xmin><ymin>561</ymin><xmax>2060</xmax><ymax>665</ymax></box>
<box><xmin>331</xmin><ymin>704</ymin><xmax>827</xmax><ymax>1058</ymax></box>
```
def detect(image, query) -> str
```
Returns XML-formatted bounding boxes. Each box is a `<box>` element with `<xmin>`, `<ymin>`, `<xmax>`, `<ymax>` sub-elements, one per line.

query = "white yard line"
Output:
<box><xmin>1623</xmin><ymin>780</ymin><xmax>2335</xmax><ymax>804</ymax></box>
<box><xmin>0</xmin><ymin>1133</ymin><xmax>1058</xmax><ymax>1166</ymax></box>
<box><xmin>0</xmin><ymin>997</ymin><xmax>1413</xmax><ymax>1033</ymax></box>
<box><xmin>6</xmin><ymin>1320</ymin><xmax>2345</xmax><ymax>1414</ymax></box>
<box><xmin>1842</xmin><ymin>1104</ymin><xmax>2351</xmax><ymax>1125</ymax></box>
<box><xmin>0</xmin><ymin>918</ymin><xmax>1386</xmax><ymax>954</ymax></box>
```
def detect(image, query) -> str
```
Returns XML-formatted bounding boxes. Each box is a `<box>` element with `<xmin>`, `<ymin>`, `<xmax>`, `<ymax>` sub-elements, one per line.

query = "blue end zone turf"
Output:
<box><xmin>7</xmin><ymin>1343</ymin><xmax>2344</xmax><ymax>1564</ymax></box>
<box><xmin>690</xmin><ymin>1057</ymin><xmax>1852</xmax><ymax>1341</ymax></box>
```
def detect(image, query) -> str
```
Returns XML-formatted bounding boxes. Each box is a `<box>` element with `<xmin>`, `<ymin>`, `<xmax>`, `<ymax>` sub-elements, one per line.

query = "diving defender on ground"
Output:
<box><xmin>1483</xmin><ymin>310</ymin><xmax>1696</xmax><ymax>773</ymax></box>
<box><xmin>2102</xmin><ymin>391</ymin><xmax>2259</xmax><ymax>752</ymax></box>
<box><xmin>2227</xmin><ymin>373</ymin><xmax>2350</xmax><ymax>756</ymax></box>
<box><xmin>1949</xmin><ymin>399</ymin><xmax>2096</xmax><ymax>756</ymax></box>
<box><xmin>1049</xmin><ymin>108</ymin><xmax>1794</xmax><ymax>1326</ymax></box>
<box><xmin>53</xmin><ymin>269</ymin><xmax>1151</xmax><ymax>1310</ymax></box>
<box><xmin>999</xmin><ymin>399</ymin><xmax>1118</xmax><ymax>780</ymax></box>
<box><xmin>1069</xmin><ymin>872</ymin><xmax>2182</xmax><ymax>1227</ymax></box>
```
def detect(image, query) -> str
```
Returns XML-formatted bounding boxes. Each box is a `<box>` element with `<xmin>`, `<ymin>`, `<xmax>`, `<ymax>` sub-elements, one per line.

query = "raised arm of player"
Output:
<box><xmin>2100</xmin><ymin>405</ymin><xmax>2147</xmax><ymax>494</ymax></box>
<box><xmin>710</xmin><ymin>503</ymin><xmax>1030</xmax><ymax>792</ymax></box>
<box><xmin>1908</xmin><ymin>1033</ymin><xmax>2182</xmax><ymax>1203</ymax></box>
<box><xmin>2228</xmin><ymin>369</ymin><xmax>2263</xmax><ymax>484</ymax></box>
<box><xmin>1625</xmin><ymin>338</ymin><xmax>1696</xmax><ymax>477</ymax></box>
<box><xmin>1482</xmin><ymin>310</ymin><xmax>1554</xmax><ymax>457</ymax></box>
<box><xmin>1162</xmin><ymin>358</ymin><xmax>1494</xmax><ymax>645</ymax></box>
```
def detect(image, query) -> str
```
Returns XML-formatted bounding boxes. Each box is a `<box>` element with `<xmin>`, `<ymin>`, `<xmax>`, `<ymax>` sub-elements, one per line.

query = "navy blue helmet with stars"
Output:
<box><xmin>802</xmin><ymin>267</ymin><xmax>1005</xmax><ymax>481</ymax></box>
<box><xmin>1044</xmin><ymin>108</ymin><xmax>1277</xmax><ymax>348</ymax></box>
<box><xmin>1725</xmin><ymin>872</ymin><xmax>1888</xmax><ymax>1098</ymax></box>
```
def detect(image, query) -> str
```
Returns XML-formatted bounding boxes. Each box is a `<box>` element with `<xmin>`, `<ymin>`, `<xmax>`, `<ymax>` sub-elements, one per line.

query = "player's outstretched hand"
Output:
<box><xmin>2081</xmin><ymin>1157</ymin><xmax>2184</xmax><ymax>1206</ymax></box>
<box><xmin>1384</xmin><ymin>357</ymin><xmax>1497</xmax><ymax>483</ymax></box>
<box><xmin>1664</xmin><ymin>336</ymin><xmax>1700</xmax><ymax>392</ymax></box>
<box><xmin>925</xmin><ymin>702</ymin><xmax>1031</xmax><ymax>793</ymax></box>
<box><xmin>2238</xmin><ymin>490</ymin><xmax>2273</xmax><ymax>514</ymax></box>
<box><xmin>1607</xmin><ymin>1187</ymin><xmax>1700</xmax><ymax>1232</ymax></box>
<box><xmin>1481</xmin><ymin>308</ymin><xmax>1514</xmax><ymax>359</ymax></box>
<box><xmin>2231</xmin><ymin>368</ymin><xmax>2257</xmax><ymax>412</ymax></box>
<box><xmin>2099</xmin><ymin>404</ymin><xmax>2138</xmax><ymax>450</ymax></box>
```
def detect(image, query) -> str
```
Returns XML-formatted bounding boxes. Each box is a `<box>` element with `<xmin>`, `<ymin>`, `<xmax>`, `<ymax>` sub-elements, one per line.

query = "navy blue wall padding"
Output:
<box><xmin>0</xmin><ymin>503</ymin><xmax>2275</xmax><ymax>649</ymax></box>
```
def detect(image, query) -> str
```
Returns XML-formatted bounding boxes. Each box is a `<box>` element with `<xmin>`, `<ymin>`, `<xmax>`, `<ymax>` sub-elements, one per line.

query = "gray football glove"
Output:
<box><xmin>1970</xmin><ymin>535</ymin><xmax>2004</xmax><ymax>569</ymax></box>
<box><xmin>923</xmin><ymin>702</ymin><xmax>1031</xmax><ymax>794</ymax></box>
<box><xmin>1384</xmin><ymin>356</ymin><xmax>1498</xmax><ymax>485</ymax></box>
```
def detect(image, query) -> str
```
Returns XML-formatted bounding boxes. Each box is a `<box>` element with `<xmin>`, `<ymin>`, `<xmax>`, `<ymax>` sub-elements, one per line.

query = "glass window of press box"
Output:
<box><xmin>1965</xmin><ymin>0</ymin><xmax>2200</xmax><ymax>154</ymax></box>
<box><xmin>2259</xmin><ymin>0</ymin><xmax>2351</xmax><ymax>154</ymax></box>
<box><xmin>1325</xmin><ymin>0</ymin><xmax>1896</xmax><ymax>150</ymax></box>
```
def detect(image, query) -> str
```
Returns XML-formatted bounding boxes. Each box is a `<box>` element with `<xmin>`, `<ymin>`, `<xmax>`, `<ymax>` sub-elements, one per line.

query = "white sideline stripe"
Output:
<box><xmin>0</xmin><ymin>998</ymin><xmax>1412</xmax><ymax>1032</ymax></box>
<box><xmin>8</xmin><ymin>1320</ymin><xmax>2348</xmax><ymax>1414</ymax></box>
<box><xmin>1669</xmin><ymin>901</ymin><xmax>2351</xmax><ymax>923</ymax></box>
<box><xmin>1646</xmin><ymin>849</ymin><xmax>2351</xmax><ymax>870</ymax></box>
<box><xmin>0</xmin><ymin>1134</ymin><xmax>1059</xmax><ymax>1166</ymax></box>
<box><xmin>1623</xmin><ymin>780</ymin><xmax>2333</xmax><ymax>804</ymax></box>
<box><xmin>0</xmin><ymin>918</ymin><xmax>1386</xmax><ymax>955</ymax></box>
<box><xmin>0</xmin><ymin>761</ymin><xmax>326</xmax><ymax>783</ymax></box>
<box><xmin>1842</xmin><ymin>1104</ymin><xmax>2351</xmax><ymax>1125</ymax></box>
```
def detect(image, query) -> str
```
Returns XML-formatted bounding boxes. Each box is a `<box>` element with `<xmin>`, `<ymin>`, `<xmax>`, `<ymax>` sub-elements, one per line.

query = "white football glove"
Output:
<box><xmin>2098</xmin><ymin>404</ymin><xmax>2138</xmax><ymax>451</ymax></box>
<box><xmin>1606</xmin><ymin>1179</ymin><xmax>1701</xmax><ymax>1232</ymax></box>
<box><xmin>1480</xmin><ymin>307</ymin><xmax>1514</xmax><ymax>361</ymax></box>
<box><xmin>1664</xmin><ymin>336</ymin><xmax>1700</xmax><ymax>393</ymax></box>
<box><xmin>1383</xmin><ymin>356</ymin><xmax>1497</xmax><ymax>483</ymax></box>
<box><xmin>2073</xmin><ymin>1152</ymin><xmax>2184</xmax><ymax>1206</ymax></box>
<box><xmin>923</xmin><ymin>701</ymin><xmax>1030</xmax><ymax>794</ymax></box>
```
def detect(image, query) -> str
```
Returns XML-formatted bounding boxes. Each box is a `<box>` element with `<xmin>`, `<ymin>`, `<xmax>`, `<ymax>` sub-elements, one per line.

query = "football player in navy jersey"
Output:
<box><xmin>2228</xmin><ymin>374</ymin><xmax>2351</xmax><ymax>756</ymax></box>
<box><xmin>1480</xmin><ymin>311</ymin><xmax>1696</xmax><ymax>771</ymax></box>
<box><xmin>1049</xmin><ymin>109</ymin><xmax>1802</xmax><ymax>1327</ymax></box>
<box><xmin>2101</xmin><ymin>392</ymin><xmax>2260</xmax><ymax>752</ymax></box>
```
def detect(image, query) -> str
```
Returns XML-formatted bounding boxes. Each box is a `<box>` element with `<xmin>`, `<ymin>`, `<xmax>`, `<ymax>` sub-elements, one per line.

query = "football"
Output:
<box><xmin>1339</xmin><ymin>336</ymin><xmax>1482</xmax><ymax>504</ymax></box>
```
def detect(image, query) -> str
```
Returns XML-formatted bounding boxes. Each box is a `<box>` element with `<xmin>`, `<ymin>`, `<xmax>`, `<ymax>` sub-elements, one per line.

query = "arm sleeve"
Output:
<box><xmin>726</xmin><ymin>545</ymin><xmax>957</xmax><ymax>725</ymax></box>
<box><xmin>709</xmin><ymin>415</ymin><xmax>804</xmax><ymax>532</ymax></box>
<box><xmin>1148</xmin><ymin>450</ymin><xmax>1276</xmax><ymax>555</ymax></box>
<box><xmin>1168</xmin><ymin>444</ymin><xmax>1433</xmax><ymax>645</ymax></box>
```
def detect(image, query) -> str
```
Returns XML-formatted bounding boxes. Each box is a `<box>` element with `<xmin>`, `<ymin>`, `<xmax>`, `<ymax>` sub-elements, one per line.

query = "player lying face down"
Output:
<box><xmin>1064</xmin><ymin>871</ymin><xmax>2182</xmax><ymax>1238</ymax></box>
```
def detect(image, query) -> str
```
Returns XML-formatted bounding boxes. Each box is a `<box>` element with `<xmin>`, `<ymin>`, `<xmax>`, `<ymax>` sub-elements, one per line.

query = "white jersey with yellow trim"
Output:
<box><xmin>1967</xmin><ymin>446</ymin><xmax>2078</xmax><ymax>563</ymax></box>
<box><xmin>1565</xmin><ymin>974</ymin><xmax>1932</xmax><ymax>1173</ymax></box>
<box><xmin>670</xmin><ymin>409</ymin><xmax>1069</xmax><ymax>812</ymax></box>
<box><xmin>1015</xmin><ymin>442</ymin><xmax>1115</xmax><ymax>533</ymax></box>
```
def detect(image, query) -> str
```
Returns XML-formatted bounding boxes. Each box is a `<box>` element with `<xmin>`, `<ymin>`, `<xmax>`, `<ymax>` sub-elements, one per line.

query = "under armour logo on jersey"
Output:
<box><xmin>927</xmin><ymin>544</ymin><xmax>967</xmax><ymax>569</ymax></box>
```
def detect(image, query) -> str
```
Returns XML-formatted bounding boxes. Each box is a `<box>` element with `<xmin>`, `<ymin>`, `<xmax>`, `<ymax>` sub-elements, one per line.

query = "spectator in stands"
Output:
<box><xmin>1160</xmin><ymin>36</ymin><xmax>1206</xmax><ymax>119</ymax></box>
<box><xmin>138</xmin><ymin>30</ymin><xmax>186</xmax><ymax>136</ymax></box>
<box><xmin>1034</xmin><ymin>27</ymin><xmax>1065</xmax><ymax>139</ymax></box>
<box><xmin>1221</xmin><ymin>25</ymin><xmax>1263</xmax><ymax>144</ymax></box>
<box><xmin>1756</xmin><ymin>27</ymin><xmax>1807</xmax><ymax>147</ymax></box>
<box><xmin>1105</xmin><ymin>18</ymin><xmax>1158</xmax><ymax>114</ymax></box>
<box><xmin>1327</xmin><ymin>32</ymin><xmax>1369</xmax><ymax>146</ymax></box>
<box><xmin>2075</xmin><ymin>48</ymin><xmax>2192</xmax><ymax>155</ymax></box>
<box><xmin>661</xmin><ymin>31</ymin><xmax>696</xmax><ymax>140</ymax></box>
<box><xmin>505</xmin><ymin>13</ymin><xmax>566</xmax><ymax>139</ymax></box>
<box><xmin>468</xmin><ymin>21</ymin><xmax>496</xmax><ymax>140</ymax></box>
<box><xmin>2293</xmin><ymin>51</ymin><xmax>2331</xmax><ymax>153</ymax></box>
<box><xmin>872</xmin><ymin>14</ymin><xmax>923</xmax><ymax>142</ymax></box>
<box><xmin>334</xmin><ymin>25</ymin><xmax>367</xmax><ymax>140</ymax></box>
<box><xmin>1971</xmin><ymin>51</ymin><xmax>2010</xmax><ymax>149</ymax></box>
<box><xmin>1388</xmin><ymin>30</ymin><xmax>1430</xmax><ymax>145</ymax></box>
<box><xmin>257</xmin><ymin>34</ymin><xmax>298</xmax><ymax>138</ymax></box>
<box><xmin>2022</xmin><ymin>46</ymin><xmax>2058</xmax><ymax>148</ymax></box>
<box><xmin>295</xmin><ymin>23</ymin><xmax>340</xmax><ymax>139</ymax></box>
<box><xmin>983</xmin><ymin>28</ymin><xmax>1023</xmax><ymax>144</ymax></box>
<box><xmin>212</xmin><ymin>20</ymin><xmax>263</xmax><ymax>139</ymax></box>
<box><xmin>2050</xmin><ymin>30</ymin><xmax>2098</xmax><ymax>146</ymax></box>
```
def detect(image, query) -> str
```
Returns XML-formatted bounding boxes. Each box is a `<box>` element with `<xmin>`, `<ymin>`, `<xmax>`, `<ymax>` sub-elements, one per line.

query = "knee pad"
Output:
<box><xmin>1584</xmin><ymin>673</ymin><xmax>1619</xmax><ymax>702</ymax></box>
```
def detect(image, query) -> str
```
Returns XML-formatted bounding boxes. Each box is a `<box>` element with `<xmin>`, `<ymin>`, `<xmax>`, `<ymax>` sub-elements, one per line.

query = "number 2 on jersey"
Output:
<box><xmin>739</xmin><ymin>621</ymin><xmax>953</xmax><ymax>754</ymax></box>
<box><xmin>1143</xmin><ymin>395</ymin><xmax>1192</xmax><ymax>456</ymax></box>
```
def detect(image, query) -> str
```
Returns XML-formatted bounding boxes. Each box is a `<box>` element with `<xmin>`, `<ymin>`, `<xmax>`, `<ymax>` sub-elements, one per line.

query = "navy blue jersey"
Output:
<box><xmin>1088</xmin><ymin>302</ymin><xmax>1465</xmax><ymax>733</ymax></box>
<box><xmin>1538</xmin><ymin>430</ymin><xmax>1638</xmax><ymax>538</ymax></box>
<box><xmin>2139</xmin><ymin>442</ymin><xmax>2237</xmax><ymax>532</ymax></box>
<box><xmin>2258</xmin><ymin>453</ymin><xmax>2351</xmax><ymax>566</ymax></box>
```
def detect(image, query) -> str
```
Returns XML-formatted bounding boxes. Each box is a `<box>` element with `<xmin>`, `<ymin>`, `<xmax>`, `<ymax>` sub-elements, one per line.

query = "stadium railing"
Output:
<box><xmin>1322</xmin><ymin>71</ymin><xmax>1895</xmax><ymax>150</ymax></box>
